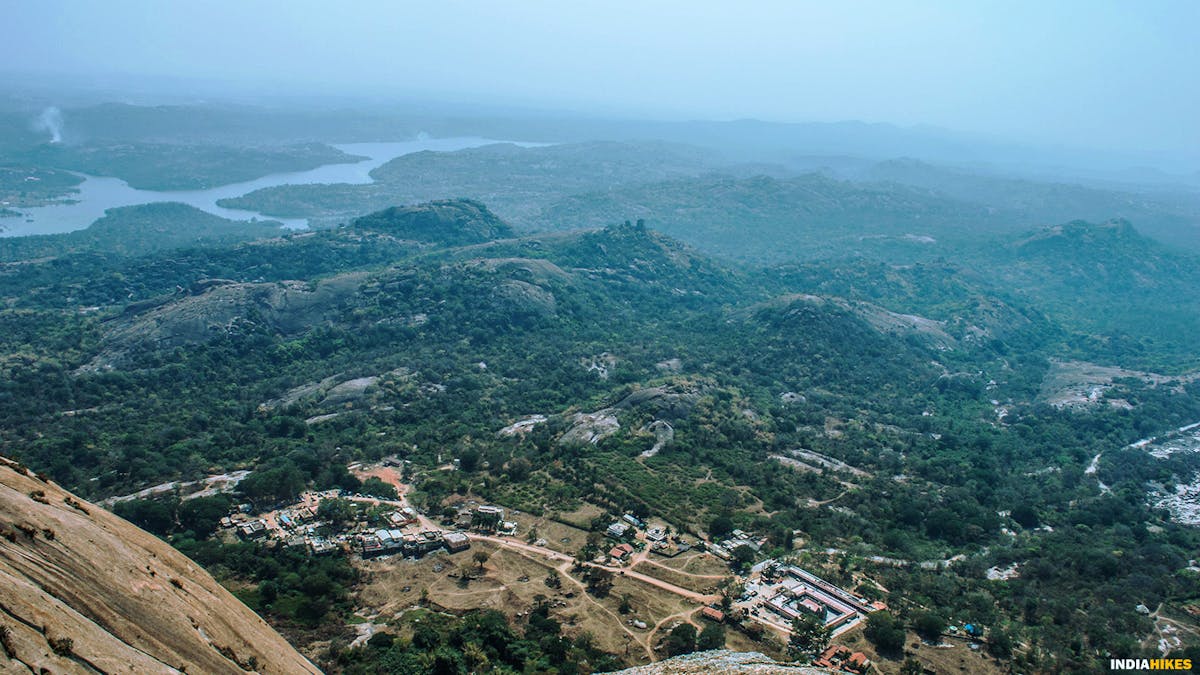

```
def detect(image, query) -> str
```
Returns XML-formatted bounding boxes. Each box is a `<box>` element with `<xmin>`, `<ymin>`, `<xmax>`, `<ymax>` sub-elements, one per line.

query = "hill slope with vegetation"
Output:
<box><xmin>1</xmin><ymin>200</ymin><xmax>1199</xmax><ymax>673</ymax></box>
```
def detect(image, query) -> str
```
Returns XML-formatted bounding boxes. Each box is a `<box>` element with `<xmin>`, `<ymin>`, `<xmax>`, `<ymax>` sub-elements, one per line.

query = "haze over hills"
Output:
<box><xmin>211</xmin><ymin>140</ymin><xmax>1200</xmax><ymax>259</ymax></box>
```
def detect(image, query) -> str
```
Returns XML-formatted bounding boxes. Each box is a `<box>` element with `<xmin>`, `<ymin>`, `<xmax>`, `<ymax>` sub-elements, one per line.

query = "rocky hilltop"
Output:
<box><xmin>0</xmin><ymin>456</ymin><xmax>318</xmax><ymax>674</ymax></box>
<box><xmin>601</xmin><ymin>650</ymin><xmax>833</xmax><ymax>675</ymax></box>
<box><xmin>351</xmin><ymin>198</ymin><xmax>514</xmax><ymax>245</ymax></box>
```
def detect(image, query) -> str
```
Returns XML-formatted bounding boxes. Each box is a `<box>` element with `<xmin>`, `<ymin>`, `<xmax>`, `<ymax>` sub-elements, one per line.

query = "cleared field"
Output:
<box><xmin>357</xmin><ymin>541</ymin><xmax>532</xmax><ymax>616</ymax></box>
<box><xmin>598</xmin><ymin>575</ymin><xmax>706</xmax><ymax>660</ymax></box>
<box><xmin>503</xmin><ymin>510</ymin><xmax>592</xmax><ymax>556</ymax></box>
<box><xmin>630</xmin><ymin>559</ymin><xmax>728</xmax><ymax>594</ymax></box>
<box><xmin>651</xmin><ymin>550</ymin><xmax>730</xmax><ymax>576</ymax></box>
<box><xmin>552</xmin><ymin>503</ymin><xmax>607</xmax><ymax>529</ymax></box>
<box><xmin>356</xmin><ymin>538</ymin><xmax>735</xmax><ymax>665</ymax></box>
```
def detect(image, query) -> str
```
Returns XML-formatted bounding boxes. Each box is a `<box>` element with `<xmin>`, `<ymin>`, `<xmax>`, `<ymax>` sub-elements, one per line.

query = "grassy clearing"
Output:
<box><xmin>630</xmin><ymin>560</ymin><xmax>727</xmax><ymax>594</ymax></box>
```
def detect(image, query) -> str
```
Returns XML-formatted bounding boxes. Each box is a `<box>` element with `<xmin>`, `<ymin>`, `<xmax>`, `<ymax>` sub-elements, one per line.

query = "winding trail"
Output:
<box><xmin>482</xmin><ymin>537</ymin><xmax>654</xmax><ymax>660</ymax></box>
<box><xmin>647</xmin><ymin>607</ymin><xmax>703</xmax><ymax>652</ymax></box>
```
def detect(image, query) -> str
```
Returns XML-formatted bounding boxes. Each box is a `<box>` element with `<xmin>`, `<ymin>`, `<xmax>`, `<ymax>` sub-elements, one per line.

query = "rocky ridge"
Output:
<box><xmin>0</xmin><ymin>455</ymin><xmax>318</xmax><ymax>674</ymax></box>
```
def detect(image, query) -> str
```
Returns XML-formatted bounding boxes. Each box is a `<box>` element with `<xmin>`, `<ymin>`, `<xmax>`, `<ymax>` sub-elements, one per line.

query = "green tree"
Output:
<box><xmin>697</xmin><ymin>622</ymin><xmax>725</xmax><ymax>651</ymax></box>
<box><xmin>367</xmin><ymin>632</ymin><xmax>394</xmax><ymax>650</ymax></box>
<box><xmin>914</xmin><ymin>611</ymin><xmax>946</xmax><ymax>643</ymax></box>
<box><xmin>585</xmin><ymin>568</ymin><xmax>614</xmax><ymax>598</ymax></box>
<box><xmin>239</xmin><ymin>463</ymin><xmax>304</xmax><ymax>505</ymax></box>
<box><xmin>317</xmin><ymin>498</ymin><xmax>356</xmax><ymax>529</ymax></box>
<box><xmin>178</xmin><ymin>495</ymin><xmax>231</xmax><ymax>537</ymax></box>
<box><xmin>666</xmin><ymin>623</ymin><xmax>697</xmax><ymax>656</ymax></box>
<box><xmin>507</xmin><ymin>456</ymin><xmax>533</xmax><ymax>481</ymax></box>
<box><xmin>258</xmin><ymin>579</ymin><xmax>278</xmax><ymax>605</ymax></box>
<box><xmin>788</xmin><ymin>612</ymin><xmax>830</xmax><ymax>661</ymax></box>
<box><xmin>864</xmin><ymin>611</ymin><xmax>906</xmax><ymax>655</ymax></box>
<box><xmin>113</xmin><ymin>498</ymin><xmax>176</xmax><ymax>536</ymax></box>
<box><xmin>987</xmin><ymin>625</ymin><xmax>1014</xmax><ymax>659</ymax></box>
<box><xmin>360</xmin><ymin>477</ymin><xmax>398</xmax><ymax>500</ymax></box>
<box><xmin>709</xmin><ymin>514</ymin><xmax>734</xmax><ymax>539</ymax></box>
<box><xmin>1011</xmin><ymin>503</ymin><xmax>1039</xmax><ymax>528</ymax></box>
<box><xmin>731</xmin><ymin>544</ymin><xmax>756</xmax><ymax>572</ymax></box>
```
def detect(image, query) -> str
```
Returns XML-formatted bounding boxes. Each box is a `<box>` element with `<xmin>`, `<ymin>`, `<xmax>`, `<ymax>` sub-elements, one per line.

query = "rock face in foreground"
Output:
<box><xmin>0</xmin><ymin>456</ymin><xmax>318</xmax><ymax>674</ymax></box>
<box><xmin>601</xmin><ymin>650</ymin><xmax>834</xmax><ymax>675</ymax></box>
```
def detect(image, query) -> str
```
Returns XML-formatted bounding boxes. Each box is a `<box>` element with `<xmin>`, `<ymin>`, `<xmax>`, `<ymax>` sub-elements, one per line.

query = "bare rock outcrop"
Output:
<box><xmin>0</xmin><ymin>456</ymin><xmax>318</xmax><ymax>674</ymax></box>
<box><xmin>81</xmin><ymin>275</ymin><xmax>362</xmax><ymax>372</ymax></box>
<box><xmin>600</xmin><ymin>650</ymin><xmax>834</xmax><ymax>674</ymax></box>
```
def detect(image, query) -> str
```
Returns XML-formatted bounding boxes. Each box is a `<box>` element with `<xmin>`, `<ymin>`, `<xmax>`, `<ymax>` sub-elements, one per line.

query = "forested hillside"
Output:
<box><xmin>2</xmin><ymin>197</ymin><xmax>1200</xmax><ymax>672</ymax></box>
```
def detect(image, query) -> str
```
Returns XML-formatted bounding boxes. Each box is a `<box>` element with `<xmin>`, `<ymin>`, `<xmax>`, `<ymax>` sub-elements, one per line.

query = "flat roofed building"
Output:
<box><xmin>606</xmin><ymin>522</ymin><xmax>630</xmax><ymax>539</ymax></box>
<box><xmin>444</xmin><ymin>532</ymin><xmax>470</xmax><ymax>552</ymax></box>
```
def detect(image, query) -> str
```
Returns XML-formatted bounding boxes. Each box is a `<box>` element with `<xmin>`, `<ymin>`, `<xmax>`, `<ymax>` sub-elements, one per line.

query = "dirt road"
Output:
<box><xmin>473</xmin><ymin>534</ymin><xmax>721</xmax><ymax>605</ymax></box>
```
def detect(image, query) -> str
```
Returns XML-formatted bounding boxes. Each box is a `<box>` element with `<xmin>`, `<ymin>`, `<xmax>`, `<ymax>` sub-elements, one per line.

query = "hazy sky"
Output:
<box><xmin>4</xmin><ymin>1</ymin><xmax>1197</xmax><ymax>157</ymax></box>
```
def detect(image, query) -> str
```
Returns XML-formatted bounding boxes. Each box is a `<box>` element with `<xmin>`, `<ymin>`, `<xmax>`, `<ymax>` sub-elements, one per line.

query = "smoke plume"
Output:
<box><xmin>33</xmin><ymin>107</ymin><xmax>64</xmax><ymax>144</ymax></box>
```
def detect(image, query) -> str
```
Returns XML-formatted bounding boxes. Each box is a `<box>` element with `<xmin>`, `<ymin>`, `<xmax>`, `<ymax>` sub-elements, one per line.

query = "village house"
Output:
<box><xmin>608</xmin><ymin>543</ymin><xmax>634</xmax><ymax>562</ymax></box>
<box><xmin>309</xmin><ymin>538</ymin><xmax>337</xmax><ymax>555</ymax></box>
<box><xmin>814</xmin><ymin>645</ymin><xmax>850</xmax><ymax>669</ymax></box>
<box><xmin>708</xmin><ymin>543</ymin><xmax>731</xmax><ymax>560</ymax></box>
<box><xmin>387</xmin><ymin>507</ymin><xmax>418</xmax><ymax>527</ymax></box>
<box><xmin>444</xmin><ymin>531</ymin><xmax>471</xmax><ymax>553</ymax></box>
<box><xmin>844</xmin><ymin>652</ymin><xmax>870</xmax><ymax>674</ymax></box>
<box><xmin>414</xmin><ymin>530</ymin><xmax>445</xmax><ymax>554</ymax></box>
<box><xmin>454</xmin><ymin>508</ymin><xmax>474</xmax><ymax>530</ymax></box>
<box><xmin>361</xmin><ymin>536</ymin><xmax>384</xmax><ymax>557</ymax></box>
<box><xmin>237</xmin><ymin>520</ymin><xmax>267</xmax><ymax>539</ymax></box>
<box><xmin>606</xmin><ymin>521</ymin><xmax>630</xmax><ymax>539</ymax></box>
<box><xmin>474</xmin><ymin>505</ymin><xmax>504</xmax><ymax>530</ymax></box>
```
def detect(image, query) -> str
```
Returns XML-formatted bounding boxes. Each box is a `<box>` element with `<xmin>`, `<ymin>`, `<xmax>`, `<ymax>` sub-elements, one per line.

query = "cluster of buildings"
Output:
<box><xmin>386</xmin><ymin>506</ymin><xmax>420</xmax><ymax>527</ymax></box>
<box><xmin>740</xmin><ymin>561</ymin><xmax>882</xmax><ymax>638</ymax></box>
<box><xmin>604</xmin><ymin>513</ymin><xmax>692</xmax><ymax>558</ymax></box>
<box><xmin>707</xmin><ymin>528</ymin><xmax>766</xmax><ymax>561</ymax></box>
<box><xmin>360</xmin><ymin>528</ymin><xmax>470</xmax><ymax>557</ymax></box>
<box><xmin>605</xmin><ymin>513</ymin><xmax>644</xmax><ymax>540</ymax></box>
<box><xmin>813</xmin><ymin>645</ymin><xmax>871</xmax><ymax>674</ymax></box>
<box><xmin>235</xmin><ymin>519</ymin><xmax>268</xmax><ymax>539</ymax></box>
<box><xmin>358</xmin><ymin>498</ymin><xmax>514</xmax><ymax>559</ymax></box>
<box><xmin>227</xmin><ymin>498</ymin><xmax>339</xmax><ymax>556</ymax></box>
<box><xmin>451</xmin><ymin>503</ymin><xmax>516</xmax><ymax>534</ymax></box>
<box><xmin>217</xmin><ymin>476</ymin><xmax>500</xmax><ymax>562</ymax></box>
